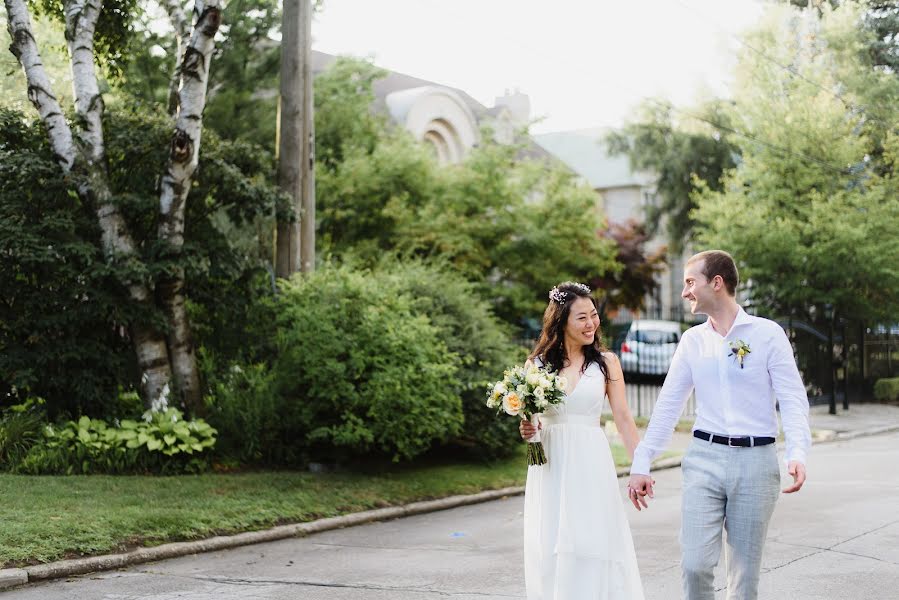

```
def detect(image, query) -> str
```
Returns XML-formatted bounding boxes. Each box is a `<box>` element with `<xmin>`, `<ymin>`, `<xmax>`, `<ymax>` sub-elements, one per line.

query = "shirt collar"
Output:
<box><xmin>702</xmin><ymin>305</ymin><xmax>753</xmax><ymax>337</ymax></box>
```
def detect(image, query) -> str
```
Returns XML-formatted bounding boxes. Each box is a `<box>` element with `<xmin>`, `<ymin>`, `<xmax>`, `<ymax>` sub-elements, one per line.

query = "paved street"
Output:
<box><xmin>5</xmin><ymin>431</ymin><xmax>899</xmax><ymax>599</ymax></box>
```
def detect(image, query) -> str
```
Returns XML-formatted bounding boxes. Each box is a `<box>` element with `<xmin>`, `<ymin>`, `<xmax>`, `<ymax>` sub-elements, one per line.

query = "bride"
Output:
<box><xmin>519</xmin><ymin>281</ymin><xmax>645</xmax><ymax>599</ymax></box>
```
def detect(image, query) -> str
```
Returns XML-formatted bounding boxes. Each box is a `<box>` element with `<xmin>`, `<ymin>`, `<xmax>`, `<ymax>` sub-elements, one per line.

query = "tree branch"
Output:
<box><xmin>159</xmin><ymin>0</ymin><xmax>222</xmax><ymax>248</ymax></box>
<box><xmin>4</xmin><ymin>0</ymin><xmax>76</xmax><ymax>171</ymax></box>
<box><xmin>64</xmin><ymin>0</ymin><xmax>104</xmax><ymax>164</ymax></box>
<box><xmin>163</xmin><ymin>0</ymin><xmax>192</xmax><ymax>115</ymax></box>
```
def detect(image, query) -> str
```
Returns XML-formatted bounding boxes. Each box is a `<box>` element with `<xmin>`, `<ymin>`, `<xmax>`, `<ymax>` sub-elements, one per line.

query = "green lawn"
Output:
<box><xmin>0</xmin><ymin>441</ymin><xmax>667</xmax><ymax>567</ymax></box>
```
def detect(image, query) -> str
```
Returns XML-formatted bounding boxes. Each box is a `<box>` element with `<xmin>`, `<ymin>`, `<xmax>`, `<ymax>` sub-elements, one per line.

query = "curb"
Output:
<box><xmin>2</xmin><ymin>425</ymin><xmax>896</xmax><ymax>590</ymax></box>
<box><xmin>833</xmin><ymin>424</ymin><xmax>899</xmax><ymax>441</ymax></box>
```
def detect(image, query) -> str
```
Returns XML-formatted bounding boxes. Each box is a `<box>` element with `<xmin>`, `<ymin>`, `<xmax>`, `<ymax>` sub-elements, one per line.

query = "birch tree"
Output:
<box><xmin>3</xmin><ymin>0</ymin><xmax>223</xmax><ymax>411</ymax></box>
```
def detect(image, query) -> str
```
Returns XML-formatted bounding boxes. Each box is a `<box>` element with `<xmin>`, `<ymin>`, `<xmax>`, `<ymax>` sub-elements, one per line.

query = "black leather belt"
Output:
<box><xmin>693</xmin><ymin>430</ymin><xmax>775</xmax><ymax>447</ymax></box>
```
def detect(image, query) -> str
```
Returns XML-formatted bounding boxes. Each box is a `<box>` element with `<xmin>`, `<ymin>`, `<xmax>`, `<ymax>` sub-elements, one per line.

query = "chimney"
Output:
<box><xmin>494</xmin><ymin>88</ymin><xmax>530</xmax><ymax>124</ymax></box>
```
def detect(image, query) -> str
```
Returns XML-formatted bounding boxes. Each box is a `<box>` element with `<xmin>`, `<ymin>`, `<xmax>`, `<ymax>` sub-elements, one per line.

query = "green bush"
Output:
<box><xmin>0</xmin><ymin>110</ymin><xmax>138</xmax><ymax>417</ymax></box>
<box><xmin>375</xmin><ymin>258</ymin><xmax>523</xmax><ymax>458</ymax></box>
<box><xmin>13</xmin><ymin>409</ymin><xmax>217</xmax><ymax>475</ymax></box>
<box><xmin>201</xmin><ymin>259</ymin><xmax>521</xmax><ymax>466</ymax></box>
<box><xmin>271</xmin><ymin>264</ymin><xmax>464</xmax><ymax>462</ymax></box>
<box><xmin>0</xmin><ymin>398</ymin><xmax>46</xmax><ymax>466</ymax></box>
<box><xmin>873</xmin><ymin>377</ymin><xmax>899</xmax><ymax>402</ymax></box>
<box><xmin>202</xmin><ymin>356</ymin><xmax>284</xmax><ymax>465</ymax></box>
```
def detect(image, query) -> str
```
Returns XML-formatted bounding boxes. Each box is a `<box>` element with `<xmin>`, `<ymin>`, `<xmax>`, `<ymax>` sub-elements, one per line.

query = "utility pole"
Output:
<box><xmin>276</xmin><ymin>0</ymin><xmax>315</xmax><ymax>277</ymax></box>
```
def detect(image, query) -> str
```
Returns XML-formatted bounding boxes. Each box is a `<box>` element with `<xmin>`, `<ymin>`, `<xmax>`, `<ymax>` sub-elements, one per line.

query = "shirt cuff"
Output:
<box><xmin>784</xmin><ymin>447</ymin><xmax>807</xmax><ymax>467</ymax></box>
<box><xmin>629</xmin><ymin>450</ymin><xmax>652</xmax><ymax>476</ymax></box>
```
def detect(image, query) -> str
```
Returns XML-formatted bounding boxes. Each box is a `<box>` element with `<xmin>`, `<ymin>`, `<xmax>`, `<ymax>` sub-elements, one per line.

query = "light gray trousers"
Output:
<box><xmin>680</xmin><ymin>439</ymin><xmax>781</xmax><ymax>600</ymax></box>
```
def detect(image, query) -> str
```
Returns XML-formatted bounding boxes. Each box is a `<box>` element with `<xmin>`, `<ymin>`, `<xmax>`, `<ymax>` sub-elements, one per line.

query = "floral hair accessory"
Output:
<box><xmin>549</xmin><ymin>287</ymin><xmax>568</xmax><ymax>304</ymax></box>
<box><xmin>571</xmin><ymin>282</ymin><xmax>591</xmax><ymax>294</ymax></box>
<box><xmin>548</xmin><ymin>282</ymin><xmax>591</xmax><ymax>305</ymax></box>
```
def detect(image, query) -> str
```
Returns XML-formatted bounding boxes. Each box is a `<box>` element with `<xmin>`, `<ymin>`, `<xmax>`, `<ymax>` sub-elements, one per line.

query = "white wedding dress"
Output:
<box><xmin>524</xmin><ymin>358</ymin><xmax>645</xmax><ymax>600</ymax></box>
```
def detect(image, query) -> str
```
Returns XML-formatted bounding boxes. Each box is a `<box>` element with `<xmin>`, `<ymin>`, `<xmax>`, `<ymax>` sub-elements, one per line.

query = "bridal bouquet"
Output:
<box><xmin>486</xmin><ymin>363</ymin><xmax>567</xmax><ymax>466</ymax></box>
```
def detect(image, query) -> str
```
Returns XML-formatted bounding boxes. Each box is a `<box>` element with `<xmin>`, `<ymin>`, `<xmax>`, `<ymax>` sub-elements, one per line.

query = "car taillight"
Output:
<box><xmin>621</xmin><ymin>342</ymin><xmax>632</xmax><ymax>353</ymax></box>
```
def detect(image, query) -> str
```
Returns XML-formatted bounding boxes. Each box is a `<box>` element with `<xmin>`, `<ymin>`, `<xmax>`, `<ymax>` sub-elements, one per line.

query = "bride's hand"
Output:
<box><xmin>626</xmin><ymin>474</ymin><xmax>655</xmax><ymax>511</ymax></box>
<box><xmin>519</xmin><ymin>419</ymin><xmax>541</xmax><ymax>440</ymax></box>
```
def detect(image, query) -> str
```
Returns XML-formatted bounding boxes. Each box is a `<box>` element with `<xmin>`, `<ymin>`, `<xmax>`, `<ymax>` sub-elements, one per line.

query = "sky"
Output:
<box><xmin>311</xmin><ymin>0</ymin><xmax>768</xmax><ymax>133</ymax></box>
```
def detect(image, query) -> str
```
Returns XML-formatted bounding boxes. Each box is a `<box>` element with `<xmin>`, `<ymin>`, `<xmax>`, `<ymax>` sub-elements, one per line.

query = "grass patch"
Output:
<box><xmin>0</xmin><ymin>441</ymin><xmax>673</xmax><ymax>567</ymax></box>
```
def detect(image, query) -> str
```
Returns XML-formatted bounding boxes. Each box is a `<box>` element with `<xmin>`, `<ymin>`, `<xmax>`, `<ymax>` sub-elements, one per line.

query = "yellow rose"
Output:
<box><xmin>502</xmin><ymin>392</ymin><xmax>523</xmax><ymax>416</ymax></box>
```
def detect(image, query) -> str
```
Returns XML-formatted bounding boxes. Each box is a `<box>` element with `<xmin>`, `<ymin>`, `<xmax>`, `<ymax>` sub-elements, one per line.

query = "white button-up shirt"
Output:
<box><xmin>630</xmin><ymin>307</ymin><xmax>811</xmax><ymax>475</ymax></box>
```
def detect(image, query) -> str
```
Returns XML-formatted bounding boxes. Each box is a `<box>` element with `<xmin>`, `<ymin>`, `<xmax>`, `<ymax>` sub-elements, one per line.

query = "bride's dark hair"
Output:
<box><xmin>528</xmin><ymin>282</ymin><xmax>610</xmax><ymax>382</ymax></box>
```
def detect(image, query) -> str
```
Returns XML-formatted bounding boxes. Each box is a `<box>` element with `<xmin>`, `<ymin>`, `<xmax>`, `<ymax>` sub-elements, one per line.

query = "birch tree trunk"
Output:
<box><xmin>163</xmin><ymin>0</ymin><xmax>192</xmax><ymax>115</ymax></box>
<box><xmin>5</xmin><ymin>0</ymin><xmax>174</xmax><ymax>405</ymax></box>
<box><xmin>4</xmin><ymin>0</ymin><xmax>75</xmax><ymax>170</ymax></box>
<box><xmin>157</xmin><ymin>0</ymin><xmax>223</xmax><ymax>411</ymax></box>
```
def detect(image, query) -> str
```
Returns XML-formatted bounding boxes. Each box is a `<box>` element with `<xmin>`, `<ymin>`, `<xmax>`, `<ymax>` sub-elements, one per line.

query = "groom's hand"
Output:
<box><xmin>626</xmin><ymin>474</ymin><xmax>654</xmax><ymax>511</ymax></box>
<box><xmin>782</xmin><ymin>461</ymin><xmax>806</xmax><ymax>493</ymax></box>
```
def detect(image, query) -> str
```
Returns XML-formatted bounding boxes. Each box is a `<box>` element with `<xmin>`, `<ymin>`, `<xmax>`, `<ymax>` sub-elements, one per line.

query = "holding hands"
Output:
<box><xmin>626</xmin><ymin>474</ymin><xmax>655</xmax><ymax>511</ymax></box>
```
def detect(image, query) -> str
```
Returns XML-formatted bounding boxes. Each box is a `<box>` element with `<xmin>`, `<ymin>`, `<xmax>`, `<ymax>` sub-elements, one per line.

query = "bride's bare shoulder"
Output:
<box><xmin>602</xmin><ymin>351</ymin><xmax>622</xmax><ymax>370</ymax></box>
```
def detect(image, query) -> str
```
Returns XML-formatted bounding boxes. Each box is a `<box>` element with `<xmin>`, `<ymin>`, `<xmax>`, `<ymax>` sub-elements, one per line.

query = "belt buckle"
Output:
<box><xmin>728</xmin><ymin>437</ymin><xmax>739</xmax><ymax>447</ymax></box>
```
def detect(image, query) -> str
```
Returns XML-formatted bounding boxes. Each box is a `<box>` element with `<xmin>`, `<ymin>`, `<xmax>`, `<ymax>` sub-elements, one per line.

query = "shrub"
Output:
<box><xmin>873</xmin><ymin>377</ymin><xmax>899</xmax><ymax>402</ymax></box>
<box><xmin>13</xmin><ymin>409</ymin><xmax>217</xmax><ymax>475</ymax></box>
<box><xmin>271</xmin><ymin>265</ymin><xmax>464</xmax><ymax>462</ymax></box>
<box><xmin>375</xmin><ymin>258</ymin><xmax>523</xmax><ymax>458</ymax></box>
<box><xmin>202</xmin><ymin>356</ymin><xmax>284</xmax><ymax>465</ymax></box>
<box><xmin>0</xmin><ymin>110</ymin><xmax>138</xmax><ymax>417</ymax></box>
<box><xmin>0</xmin><ymin>398</ymin><xmax>46</xmax><ymax>466</ymax></box>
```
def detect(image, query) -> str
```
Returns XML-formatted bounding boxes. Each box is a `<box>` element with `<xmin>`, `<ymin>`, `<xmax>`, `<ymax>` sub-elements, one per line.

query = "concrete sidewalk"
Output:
<box><xmin>807</xmin><ymin>401</ymin><xmax>899</xmax><ymax>437</ymax></box>
<box><xmin>2</xmin><ymin>402</ymin><xmax>898</xmax><ymax>595</ymax></box>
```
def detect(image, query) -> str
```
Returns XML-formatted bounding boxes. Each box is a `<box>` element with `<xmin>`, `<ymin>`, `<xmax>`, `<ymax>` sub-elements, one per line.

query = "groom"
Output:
<box><xmin>627</xmin><ymin>250</ymin><xmax>810</xmax><ymax>600</ymax></box>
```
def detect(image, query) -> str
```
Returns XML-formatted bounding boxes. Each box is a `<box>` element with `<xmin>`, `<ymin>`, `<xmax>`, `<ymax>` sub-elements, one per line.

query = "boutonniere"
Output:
<box><xmin>728</xmin><ymin>340</ymin><xmax>751</xmax><ymax>369</ymax></box>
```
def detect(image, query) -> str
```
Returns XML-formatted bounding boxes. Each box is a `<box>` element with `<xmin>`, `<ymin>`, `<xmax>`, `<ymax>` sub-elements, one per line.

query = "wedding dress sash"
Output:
<box><xmin>540</xmin><ymin>414</ymin><xmax>602</xmax><ymax>428</ymax></box>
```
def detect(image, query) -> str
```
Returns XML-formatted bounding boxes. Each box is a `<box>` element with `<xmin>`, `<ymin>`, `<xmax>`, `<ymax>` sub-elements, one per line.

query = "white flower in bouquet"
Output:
<box><xmin>533</xmin><ymin>386</ymin><xmax>549</xmax><ymax>410</ymax></box>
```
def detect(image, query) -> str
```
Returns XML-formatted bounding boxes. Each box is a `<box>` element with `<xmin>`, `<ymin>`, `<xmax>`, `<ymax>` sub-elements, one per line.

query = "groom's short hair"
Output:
<box><xmin>688</xmin><ymin>250</ymin><xmax>739</xmax><ymax>296</ymax></box>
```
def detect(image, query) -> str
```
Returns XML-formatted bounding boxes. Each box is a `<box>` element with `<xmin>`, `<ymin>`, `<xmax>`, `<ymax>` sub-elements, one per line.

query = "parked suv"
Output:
<box><xmin>619</xmin><ymin>320</ymin><xmax>682</xmax><ymax>377</ymax></box>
